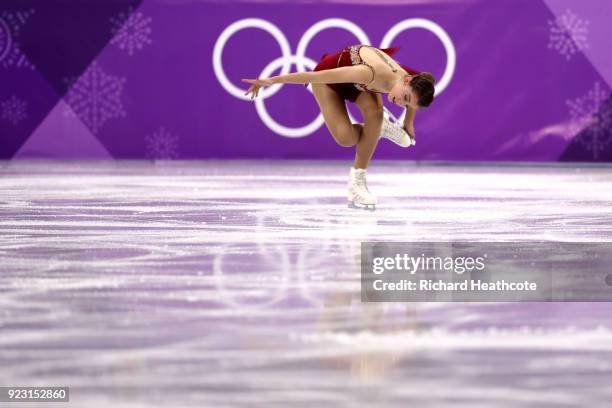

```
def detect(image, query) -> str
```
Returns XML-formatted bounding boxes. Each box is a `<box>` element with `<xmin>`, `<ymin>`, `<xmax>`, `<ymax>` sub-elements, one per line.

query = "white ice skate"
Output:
<box><xmin>348</xmin><ymin>167</ymin><xmax>377</xmax><ymax>211</ymax></box>
<box><xmin>379</xmin><ymin>108</ymin><xmax>415</xmax><ymax>148</ymax></box>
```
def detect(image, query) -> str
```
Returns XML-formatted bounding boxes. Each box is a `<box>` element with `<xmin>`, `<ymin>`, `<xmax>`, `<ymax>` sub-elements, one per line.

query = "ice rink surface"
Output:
<box><xmin>1</xmin><ymin>160</ymin><xmax>612</xmax><ymax>407</ymax></box>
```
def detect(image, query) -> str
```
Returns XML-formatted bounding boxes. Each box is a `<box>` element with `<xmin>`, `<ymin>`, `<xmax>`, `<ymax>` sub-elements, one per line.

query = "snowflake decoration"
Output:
<box><xmin>63</xmin><ymin>60</ymin><xmax>127</xmax><ymax>134</ymax></box>
<box><xmin>0</xmin><ymin>8</ymin><xmax>35</xmax><ymax>69</ymax></box>
<box><xmin>548</xmin><ymin>9</ymin><xmax>589</xmax><ymax>61</ymax></box>
<box><xmin>109</xmin><ymin>7</ymin><xmax>153</xmax><ymax>56</ymax></box>
<box><xmin>145</xmin><ymin>127</ymin><xmax>180</xmax><ymax>159</ymax></box>
<box><xmin>1</xmin><ymin>95</ymin><xmax>27</xmax><ymax>125</ymax></box>
<box><xmin>566</xmin><ymin>82</ymin><xmax>612</xmax><ymax>159</ymax></box>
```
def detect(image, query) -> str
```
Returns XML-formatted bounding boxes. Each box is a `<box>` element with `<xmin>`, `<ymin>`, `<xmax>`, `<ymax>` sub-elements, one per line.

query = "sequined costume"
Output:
<box><xmin>305</xmin><ymin>44</ymin><xmax>421</xmax><ymax>103</ymax></box>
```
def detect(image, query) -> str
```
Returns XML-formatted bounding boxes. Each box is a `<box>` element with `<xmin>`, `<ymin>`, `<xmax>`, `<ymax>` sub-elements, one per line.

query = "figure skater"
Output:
<box><xmin>242</xmin><ymin>44</ymin><xmax>436</xmax><ymax>210</ymax></box>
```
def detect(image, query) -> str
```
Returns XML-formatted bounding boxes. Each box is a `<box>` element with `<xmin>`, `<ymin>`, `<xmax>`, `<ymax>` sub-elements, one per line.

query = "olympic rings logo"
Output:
<box><xmin>213</xmin><ymin>18</ymin><xmax>456</xmax><ymax>138</ymax></box>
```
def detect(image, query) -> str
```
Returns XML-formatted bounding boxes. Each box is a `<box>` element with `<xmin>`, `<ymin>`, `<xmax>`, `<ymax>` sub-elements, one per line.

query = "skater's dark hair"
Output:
<box><xmin>410</xmin><ymin>72</ymin><xmax>435</xmax><ymax>108</ymax></box>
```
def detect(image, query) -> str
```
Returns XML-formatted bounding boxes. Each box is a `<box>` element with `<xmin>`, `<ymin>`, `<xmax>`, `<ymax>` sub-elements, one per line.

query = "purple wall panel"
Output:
<box><xmin>0</xmin><ymin>0</ymin><xmax>610</xmax><ymax>161</ymax></box>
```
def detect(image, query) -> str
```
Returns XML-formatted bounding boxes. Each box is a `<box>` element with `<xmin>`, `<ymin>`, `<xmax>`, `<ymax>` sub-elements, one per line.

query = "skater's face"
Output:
<box><xmin>387</xmin><ymin>76</ymin><xmax>419</xmax><ymax>110</ymax></box>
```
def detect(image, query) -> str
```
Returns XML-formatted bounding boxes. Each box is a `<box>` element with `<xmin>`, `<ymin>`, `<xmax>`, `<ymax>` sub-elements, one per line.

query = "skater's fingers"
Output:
<box><xmin>247</xmin><ymin>85</ymin><xmax>260</xmax><ymax>99</ymax></box>
<box><xmin>404</xmin><ymin>127</ymin><xmax>415</xmax><ymax>141</ymax></box>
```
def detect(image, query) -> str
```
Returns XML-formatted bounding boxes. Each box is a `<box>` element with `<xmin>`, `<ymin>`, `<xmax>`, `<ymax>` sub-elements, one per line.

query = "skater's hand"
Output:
<box><xmin>404</xmin><ymin>124</ymin><xmax>416</xmax><ymax>144</ymax></box>
<box><xmin>242</xmin><ymin>77</ymin><xmax>274</xmax><ymax>100</ymax></box>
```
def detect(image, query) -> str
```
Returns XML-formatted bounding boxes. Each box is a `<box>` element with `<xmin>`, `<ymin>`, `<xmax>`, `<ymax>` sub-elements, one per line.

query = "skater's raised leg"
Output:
<box><xmin>311</xmin><ymin>83</ymin><xmax>361</xmax><ymax>147</ymax></box>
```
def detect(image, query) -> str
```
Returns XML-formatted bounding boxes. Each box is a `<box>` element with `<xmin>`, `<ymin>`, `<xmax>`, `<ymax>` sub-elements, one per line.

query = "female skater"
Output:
<box><xmin>242</xmin><ymin>44</ymin><xmax>436</xmax><ymax>210</ymax></box>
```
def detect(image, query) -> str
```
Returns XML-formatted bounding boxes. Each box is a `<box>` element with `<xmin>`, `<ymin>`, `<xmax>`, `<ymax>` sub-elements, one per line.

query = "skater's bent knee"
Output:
<box><xmin>330</xmin><ymin>125</ymin><xmax>357</xmax><ymax>147</ymax></box>
<box><xmin>333</xmin><ymin>133</ymin><xmax>356</xmax><ymax>147</ymax></box>
<box><xmin>335</xmin><ymin>138</ymin><xmax>356</xmax><ymax>147</ymax></box>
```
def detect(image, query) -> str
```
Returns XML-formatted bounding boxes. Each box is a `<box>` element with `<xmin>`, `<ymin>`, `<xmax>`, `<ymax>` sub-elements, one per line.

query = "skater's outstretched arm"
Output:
<box><xmin>242</xmin><ymin>65</ymin><xmax>372</xmax><ymax>99</ymax></box>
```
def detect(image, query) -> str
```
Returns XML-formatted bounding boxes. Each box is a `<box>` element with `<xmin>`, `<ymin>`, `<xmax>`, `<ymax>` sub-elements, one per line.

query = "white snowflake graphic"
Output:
<box><xmin>548</xmin><ymin>9</ymin><xmax>589</xmax><ymax>61</ymax></box>
<box><xmin>109</xmin><ymin>7</ymin><xmax>153</xmax><ymax>56</ymax></box>
<box><xmin>63</xmin><ymin>60</ymin><xmax>127</xmax><ymax>134</ymax></box>
<box><xmin>1</xmin><ymin>95</ymin><xmax>27</xmax><ymax>125</ymax></box>
<box><xmin>566</xmin><ymin>82</ymin><xmax>612</xmax><ymax>159</ymax></box>
<box><xmin>0</xmin><ymin>8</ymin><xmax>35</xmax><ymax>69</ymax></box>
<box><xmin>145</xmin><ymin>127</ymin><xmax>180</xmax><ymax>159</ymax></box>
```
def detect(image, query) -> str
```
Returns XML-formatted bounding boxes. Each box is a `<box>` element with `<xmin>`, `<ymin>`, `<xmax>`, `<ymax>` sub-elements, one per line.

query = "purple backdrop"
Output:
<box><xmin>0</xmin><ymin>0</ymin><xmax>611</xmax><ymax>161</ymax></box>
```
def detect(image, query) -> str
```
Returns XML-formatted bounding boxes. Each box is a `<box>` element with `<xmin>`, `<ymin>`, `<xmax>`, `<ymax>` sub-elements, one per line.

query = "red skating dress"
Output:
<box><xmin>305</xmin><ymin>44</ymin><xmax>421</xmax><ymax>103</ymax></box>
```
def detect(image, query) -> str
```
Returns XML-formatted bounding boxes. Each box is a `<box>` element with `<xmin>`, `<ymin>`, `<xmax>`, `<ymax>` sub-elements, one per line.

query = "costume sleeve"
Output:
<box><xmin>400</xmin><ymin>64</ymin><xmax>421</xmax><ymax>76</ymax></box>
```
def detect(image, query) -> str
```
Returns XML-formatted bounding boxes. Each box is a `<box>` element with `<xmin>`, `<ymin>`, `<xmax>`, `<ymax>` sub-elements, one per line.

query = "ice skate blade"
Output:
<box><xmin>348</xmin><ymin>201</ymin><xmax>376</xmax><ymax>211</ymax></box>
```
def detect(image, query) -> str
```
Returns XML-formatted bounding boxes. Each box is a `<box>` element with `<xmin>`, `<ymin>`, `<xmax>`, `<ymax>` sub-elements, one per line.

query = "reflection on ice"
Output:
<box><xmin>1</xmin><ymin>161</ymin><xmax>612</xmax><ymax>407</ymax></box>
